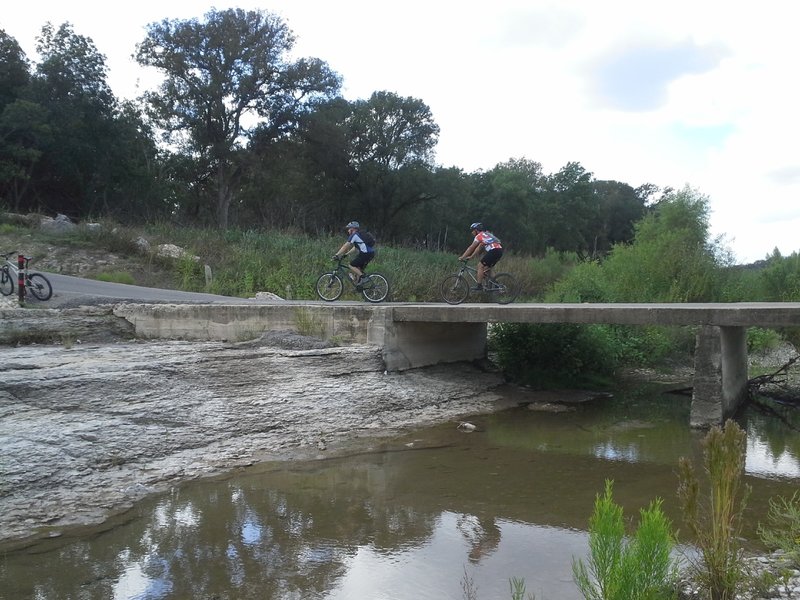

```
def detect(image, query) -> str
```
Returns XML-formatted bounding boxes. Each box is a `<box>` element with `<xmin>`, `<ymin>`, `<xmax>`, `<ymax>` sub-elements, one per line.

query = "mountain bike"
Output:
<box><xmin>316</xmin><ymin>257</ymin><xmax>390</xmax><ymax>303</ymax></box>
<box><xmin>440</xmin><ymin>260</ymin><xmax>519</xmax><ymax>305</ymax></box>
<box><xmin>0</xmin><ymin>251</ymin><xmax>54</xmax><ymax>301</ymax></box>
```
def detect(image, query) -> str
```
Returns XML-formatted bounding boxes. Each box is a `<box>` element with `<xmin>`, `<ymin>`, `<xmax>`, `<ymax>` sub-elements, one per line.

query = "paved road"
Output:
<box><xmin>40</xmin><ymin>272</ymin><xmax>260</xmax><ymax>307</ymax></box>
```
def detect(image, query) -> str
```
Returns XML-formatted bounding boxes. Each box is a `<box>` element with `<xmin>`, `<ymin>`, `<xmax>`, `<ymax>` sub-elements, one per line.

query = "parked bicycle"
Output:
<box><xmin>440</xmin><ymin>260</ymin><xmax>519</xmax><ymax>305</ymax></box>
<box><xmin>0</xmin><ymin>251</ymin><xmax>53</xmax><ymax>301</ymax></box>
<box><xmin>316</xmin><ymin>257</ymin><xmax>389</xmax><ymax>303</ymax></box>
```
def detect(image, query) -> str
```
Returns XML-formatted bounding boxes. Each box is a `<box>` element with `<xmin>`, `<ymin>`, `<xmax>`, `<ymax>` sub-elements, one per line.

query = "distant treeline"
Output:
<box><xmin>0</xmin><ymin>9</ymin><xmax>669</xmax><ymax>257</ymax></box>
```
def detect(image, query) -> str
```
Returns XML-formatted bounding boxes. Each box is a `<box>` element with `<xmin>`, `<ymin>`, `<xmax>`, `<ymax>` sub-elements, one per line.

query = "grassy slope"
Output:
<box><xmin>1</xmin><ymin>217</ymin><xmax>570</xmax><ymax>303</ymax></box>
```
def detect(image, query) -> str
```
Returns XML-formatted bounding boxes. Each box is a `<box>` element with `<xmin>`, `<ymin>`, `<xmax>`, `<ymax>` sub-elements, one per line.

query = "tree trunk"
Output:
<box><xmin>215</xmin><ymin>162</ymin><xmax>231</xmax><ymax>229</ymax></box>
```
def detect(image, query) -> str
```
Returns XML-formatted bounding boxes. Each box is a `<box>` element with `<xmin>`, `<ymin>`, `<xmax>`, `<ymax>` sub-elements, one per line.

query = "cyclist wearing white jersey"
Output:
<box><xmin>458</xmin><ymin>222</ymin><xmax>503</xmax><ymax>291</ymax></box>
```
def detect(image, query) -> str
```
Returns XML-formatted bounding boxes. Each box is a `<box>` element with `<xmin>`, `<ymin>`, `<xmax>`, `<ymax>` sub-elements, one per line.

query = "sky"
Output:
<box><xmin>3</xmin><ymin>0</ymin><xmax>799</xmax><ymax>264</ymax></box>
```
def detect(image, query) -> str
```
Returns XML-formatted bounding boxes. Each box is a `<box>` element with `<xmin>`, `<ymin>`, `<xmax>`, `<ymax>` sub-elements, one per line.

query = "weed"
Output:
<box><xmin>677</xmin><ymin>420</ymin><xmax>751</xmax><ymax>600</ymax></box>
<box><xmin>94</xmin><ymin>271</ymin><xmax>136</xmax><ymax>285</ymax></box>
<box><xmin>509</xmin><ymin>576</ymin><xmax>535</xmax><ymax>600</ymax></box>
<box><xmin>294</xmin><ymin>307</ymin><xmax>325</xmax><ymax>338</ymax></box>
<box><xmin>176</xmin><ymin>253</ymin><xmax>202</xmax><ymax>290</ymax></box>
<box><xmin>758</xmin><ymin>490</ymin><xmax>800</xmax><ymax>567</ymax></box>
<box><xmin>572</xmin><ymin>479</ymin><xmax>677</xmax><ymax>600</ymax></box>
<box><xmin>747</xmin><ymin>327</ymin><xmax>782</xmax><ymax>353</ymax></box>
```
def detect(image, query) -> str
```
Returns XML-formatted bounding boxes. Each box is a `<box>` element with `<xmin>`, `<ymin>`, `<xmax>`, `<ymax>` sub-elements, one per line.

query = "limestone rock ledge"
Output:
<box><xmin>0</xmin><ymin>304</ymin><xmax>135</xmax><ymax>345</ymax></box>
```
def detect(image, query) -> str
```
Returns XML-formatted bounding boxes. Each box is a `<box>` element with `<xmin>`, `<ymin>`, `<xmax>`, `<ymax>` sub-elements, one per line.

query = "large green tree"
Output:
<box><xmin>588</xmin><ymin>180</ymin><xmax>648</xmax><ymax>257</ymax></box>
<box><xmin>0</xmin><ymin>30</ymin><xmax>50</xmax><ymax>210</ymax></box>
<box><xmin>602</xmin><ymin>186</ymin><xmax>722</xmax><ymax>302</ymax></box>
<box><xmin>27</xmin><ymin>22</ymin><xmax>120</xmax><ymax>215</ymax></box>
<box><xmin>238</xmin><ymin>97</ymin><xmax>356</xmax><ymax>231</ymax></box>
<box><xmin>477</xmin><ymin>158</ymin><xmax>545</xmax><ymax>254</ymax></box>
<box><xmin>136</xmin><ymin>8</ymin><xmax>341</xmax><ymax>228</ymax></box>
<box><xmin>347</xmin><ymin>91</ymin><xmax>440</xmax><ymax>234</ymax></box>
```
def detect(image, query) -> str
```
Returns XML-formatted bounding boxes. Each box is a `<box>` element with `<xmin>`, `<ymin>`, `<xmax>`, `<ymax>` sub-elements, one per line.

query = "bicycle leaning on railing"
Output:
<box><xmin>316</xmin><ymin>257</ymin><xmax>390</xmax><ymax>303</ymax></box>
<box><xmin>0</xmin><ymin>251</ymin><xmax>53</xmax><ymax>301</ymax></box>
<box><xmin>440</xmin><ymin>259</ymin><xmax>519</xmax><ymax>305</ymax></box>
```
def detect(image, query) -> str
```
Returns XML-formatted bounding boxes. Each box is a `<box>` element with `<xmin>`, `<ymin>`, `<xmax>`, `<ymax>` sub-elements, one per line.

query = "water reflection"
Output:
<box><xmin>2</xmin><ymin>387</ymin><xmax>798</xmax><ymax>600</ymax></box>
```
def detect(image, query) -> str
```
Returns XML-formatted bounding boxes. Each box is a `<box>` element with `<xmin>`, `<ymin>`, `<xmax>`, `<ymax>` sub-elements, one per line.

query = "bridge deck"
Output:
<box><xmin>389</xmin><ymin>302</ymin><xmax>800</xmax><ymax>327</ymax></box>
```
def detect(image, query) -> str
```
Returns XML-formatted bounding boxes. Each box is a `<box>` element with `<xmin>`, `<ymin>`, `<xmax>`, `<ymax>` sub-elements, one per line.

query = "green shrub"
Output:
<box><xmin>546</xmin><ymin>259</ymin><xmax>608</xmax><ymax>303</ymax></box>
<box><xmin>758</xmin><ymin>491</ymin><xmax>800</xmax><ymax>567</ymax></box>
<box><xmin>677</xmin><ymin>420</ymin><xmax>751</xmax><ymax>600</ymax></box>
<box><xmin>746</xmin><ymin>327</ymin><xmax>782</xmax><ymax>353</ymax></box>
<box><xmin>489</xmin><ymin>323</ymin><xmax>618</xmax><ymax>388</ymax></box>
<box><xmin>572</xmin><ymin>479</ymin><xmax>677</xmax><ymax>600</ymax></box>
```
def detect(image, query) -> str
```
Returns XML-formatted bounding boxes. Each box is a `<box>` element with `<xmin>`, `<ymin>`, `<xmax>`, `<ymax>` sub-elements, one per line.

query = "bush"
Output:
<box><xmin>746</xmin><ymin>327</ymin><xmax>782</xmax><ymax>354</ymax></box>
<box><xmin>758</xmin><ymin>491</ymin><xmax>800</xmax><ymax>567</ymax></box>
<box><xmin>489</xmin><ymin>323</ymin><xmax>618</xmax><ymax>388</ymax></box>
<box><xmin>572</xmin><ymin>479</ymin><xmax>678</xmax><ymax>600</ymax></box>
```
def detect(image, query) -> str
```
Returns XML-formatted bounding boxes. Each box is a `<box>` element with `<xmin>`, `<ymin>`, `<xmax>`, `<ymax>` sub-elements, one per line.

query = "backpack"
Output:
<box><xmin>359</xmin><ymin>230</ymin><xmax>376</xmax><ymax>248</ymax></box>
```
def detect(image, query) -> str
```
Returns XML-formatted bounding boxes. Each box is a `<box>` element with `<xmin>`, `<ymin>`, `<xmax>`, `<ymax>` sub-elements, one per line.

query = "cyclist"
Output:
<box><xmin>458</xmin><ymin>222</ymin><xmax>503</xmax><ymax>291</ymax></box>
<box><xmin>333</xmin><ymin>220</ymin><xmax>376</xmax><ymax>287</ymax></box>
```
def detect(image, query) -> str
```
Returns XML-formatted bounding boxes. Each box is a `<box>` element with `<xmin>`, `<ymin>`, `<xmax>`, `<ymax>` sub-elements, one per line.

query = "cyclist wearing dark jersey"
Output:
<box><xmin>458</xmin><ymin>222</ymin><xmax>503</xmax><ymax>291</ymax></box>
<box><xmin>333</xmin><ymin>220</ymin><xmax>376</xmax><ymax>286</ymax></box>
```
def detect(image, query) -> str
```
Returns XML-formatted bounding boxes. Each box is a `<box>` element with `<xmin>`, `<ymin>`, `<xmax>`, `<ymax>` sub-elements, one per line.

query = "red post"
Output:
<box><xmin>17</xmin><ymin>254</ymin><xmax>24</xmax><ymax>305</ymax></box>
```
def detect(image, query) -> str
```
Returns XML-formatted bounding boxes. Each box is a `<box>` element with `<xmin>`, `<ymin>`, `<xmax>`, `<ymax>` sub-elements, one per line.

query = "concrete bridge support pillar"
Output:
<box><xmin>690</xmin><ymin>325</ymin><xmax>748</xmax><ymax>428</ymax></box>
<box><xmin>381</xmin><ymin>320</ymin><xmax>487</xmax><ymax>371</ymax></box>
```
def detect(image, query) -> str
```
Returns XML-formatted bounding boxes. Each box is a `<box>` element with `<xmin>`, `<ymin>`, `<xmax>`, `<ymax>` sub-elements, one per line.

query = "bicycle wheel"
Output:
<box><xmin>490</xmin><ymin>272</ymin><xmax>519</xmax><ymax>304</ymax></box>
<box><xmin>360</xmin><ymin>273</ymin><xmax>389</xmax><ymax>303</ymax></box>
<box><xmin>316</xmin><ymin>272</ymin><xmax>343</xmax><ymax>301</ymax></box>
<box><xmin>26</xmin><ymin>273</ymin><xmax>53</xmax><ymax>301</ymax></box>
<box><xmin>0</xmin><ymin>269</ymin><xmax>13</xmax><ymax>296</ymax></box>
<box><xmin>441</xmin><ymin>275</ymin><xmax>469</xmax><ymax>305</ymax></box>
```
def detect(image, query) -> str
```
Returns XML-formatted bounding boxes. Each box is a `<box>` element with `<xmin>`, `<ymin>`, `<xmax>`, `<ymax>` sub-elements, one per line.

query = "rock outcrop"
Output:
<box><xmin>0</xmin><ymin>338</ymin><xmax>505</xmax><ymax>547</ymax></box>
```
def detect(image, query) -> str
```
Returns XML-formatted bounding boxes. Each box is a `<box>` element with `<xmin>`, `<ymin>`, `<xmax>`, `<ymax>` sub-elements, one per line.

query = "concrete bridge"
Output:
<box><xmin>114</xmin><ymin>301</ymin><xmax>800</xmax><ymax>428</ymax></box>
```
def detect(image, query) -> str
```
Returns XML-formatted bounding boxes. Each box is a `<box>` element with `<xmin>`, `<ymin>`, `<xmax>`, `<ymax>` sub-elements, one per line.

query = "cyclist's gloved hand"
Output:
<box><xmin>332</xmin><ymin>254</ymin><xmax>341</xmax><ymax>261</ymax></box>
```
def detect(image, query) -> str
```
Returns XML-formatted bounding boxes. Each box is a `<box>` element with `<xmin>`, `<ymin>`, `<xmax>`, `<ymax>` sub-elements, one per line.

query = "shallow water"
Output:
<box><xmin>2</xmin><ymin>384</ymin><xmax>799</xmax><ymax>600</ymax></box>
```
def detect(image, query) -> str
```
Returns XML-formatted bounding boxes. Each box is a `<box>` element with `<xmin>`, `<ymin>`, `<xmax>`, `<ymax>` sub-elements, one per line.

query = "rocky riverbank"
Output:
<box><xmin>0</xmin><ymin>328</ymin><xmax>513</xmax><ymax>549</ymax></box>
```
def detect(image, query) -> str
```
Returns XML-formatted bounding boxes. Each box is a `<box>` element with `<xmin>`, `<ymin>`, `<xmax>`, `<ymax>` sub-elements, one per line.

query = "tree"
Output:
<box><xmin>540</xmin><ymin>162</ymin><xmax>596</xmax><ymax>256</ymax></box>
<box><xmin>479</xmin><ymin>158</ymin><xmax>545</xmax><ymax>255</ymax></box>
<box><xmin>238</xmin><ymin>97</ymin><xmax>356</xmax><ymax>231</ymax></box>
<box><xmin>0</xmin><ymin>30</ymin><xmax>50</xmax><ymax>210</ymax></box>
<box><xmin>24</xmin><ymin>22</ymin><xmax>119</xmax><ymax>216</ymax></box>
<box><xmin>0</xmin><ymin>30</ymin><xmax>29</xmax><ymax>107</ymax></box>
<box><xmin>136</xmin><ymin>8</ymin><xmax>341</xmax><ymax>228</ymax></box>
<box><xmin>589</xmin><ymin>180</ymin><xmax>647</xmax><ymax>257</ymax></box>
<box><xmin>347</xmin><ymin>91</ymin><xmax>440</xmax><ymax>234</ymax></box>
<box><xmin>0</xmin><ymin>99</ymin><xmax>51</xmax><ymax>210</ymax></box>
<box><xmin>349</xmin><ymin>91</ymin><xmax>439</xmax><ymax>169</ymax></box>
<box><xmin>601</xmin><ymin>186</ymin><xmax>722</xmax><ymax>302</ymax></box>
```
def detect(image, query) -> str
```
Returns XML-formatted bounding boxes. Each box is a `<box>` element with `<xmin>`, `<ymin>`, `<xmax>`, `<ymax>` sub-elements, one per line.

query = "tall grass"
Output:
<box><xmin>676</xmin><ymin>420</ymin><xmax>751</xmax><ymax>600</ymax></box>
<box><xmin>90</xmin><ymin>223</ymin><xmax>572</xmax><ymax>303</ymax></box>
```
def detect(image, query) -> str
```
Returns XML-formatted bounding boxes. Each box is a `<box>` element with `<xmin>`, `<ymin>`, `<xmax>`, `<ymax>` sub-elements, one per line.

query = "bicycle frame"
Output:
<box><xmin>0</xmin><ymin>252</ymin><xmax>54</xmax><ymax>301</ymax></box>
<box><xmin>316</xmin><ymin>258</ymin><xmax>389</xmax><ymax>303</ymax></box>
<box><xmin>453</xmin><ymin>262</ymin><xmax>499</xmax><ymax>289</ymax></box>
<box><xmin>441</xmin><ymin>260</ymin><xmax>519</xmax><ymax>305</ymax></box>
<box><xmin>3</xmin><ymin>256</ymin><xmax>21</xmax><ymax>279</ymax></box>
<box><xmin>331</xmin><ymin>260</ymin><xmax>364</xmax><ymax>290</ymax></box>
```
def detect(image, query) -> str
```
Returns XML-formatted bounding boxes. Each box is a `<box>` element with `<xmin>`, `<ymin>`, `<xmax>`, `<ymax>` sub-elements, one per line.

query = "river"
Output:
<box><xmin>2</xmin><ymin>376</ymin><xmax>798</xmax><ymax>600</ymax></box>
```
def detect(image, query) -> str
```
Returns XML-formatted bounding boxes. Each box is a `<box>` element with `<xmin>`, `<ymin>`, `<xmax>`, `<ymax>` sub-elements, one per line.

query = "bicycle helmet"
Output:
<box><xmin>470</xmin><ymin>222</ymin><xmax>484</xmax><ymax>231</ymax></box>
<box><xmin>345</xmin><ymin>221</ymin><xmax>360</xmax><ymax>229</ymax></box>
